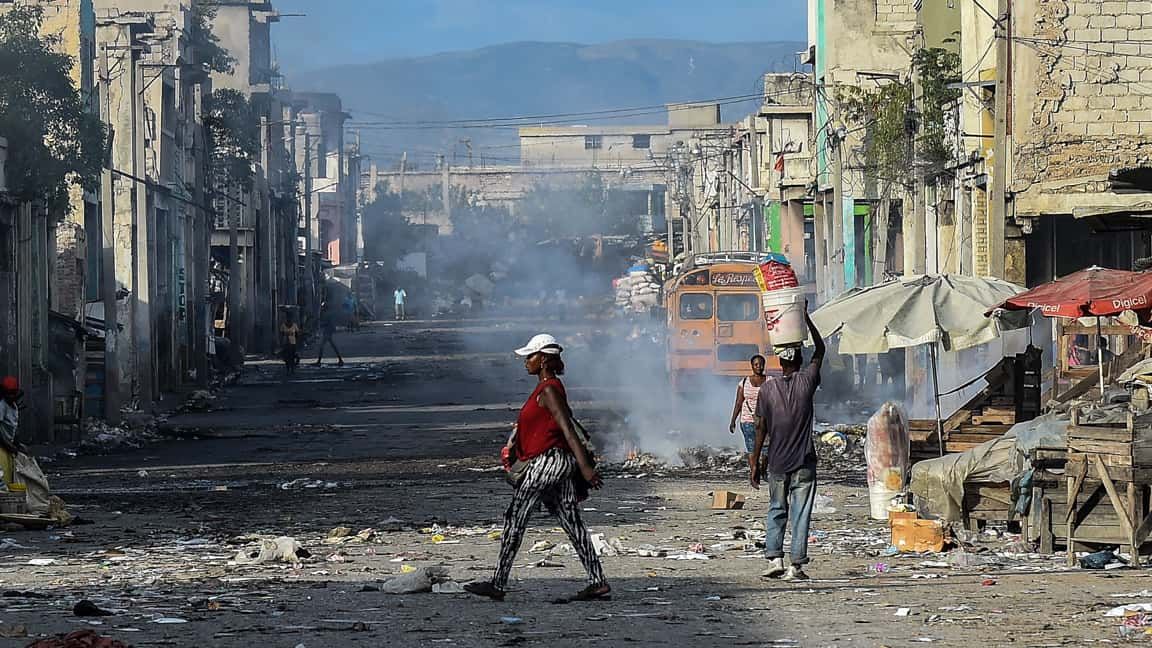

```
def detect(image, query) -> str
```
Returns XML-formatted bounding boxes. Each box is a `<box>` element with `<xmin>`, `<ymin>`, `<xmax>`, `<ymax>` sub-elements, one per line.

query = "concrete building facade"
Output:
<box><xmin>809</xmin><ymin>0</ymin><xmax>918</xmax><ymax>302</ymax></box>
<box><xmin>1007</xmin><ymin>0</ymin><xmax>1152</xmax><ymax>283</ymax></box>
<box><xmin>94</xmin><ymin>0</ymin><xmax>215</xmax><ymax>412</ymax></box>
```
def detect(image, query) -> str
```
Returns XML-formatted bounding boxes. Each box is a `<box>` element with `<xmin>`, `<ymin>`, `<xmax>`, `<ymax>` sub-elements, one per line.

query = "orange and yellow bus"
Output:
<box><xmin>664</xmin><ymin>252</ymin><xmax>784</xmax><ymax>391</ymax></box>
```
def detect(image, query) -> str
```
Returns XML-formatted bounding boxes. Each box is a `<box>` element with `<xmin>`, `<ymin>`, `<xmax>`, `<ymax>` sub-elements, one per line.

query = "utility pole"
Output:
<box><xmin>131</xmin><ymin>51</ymin><xmax>154</xmax><ymax>409</ymax></box>
<box><xmin>829</xmin><ymin>126</ymin><xmax>845</xmax><ymax>295</ymax></box>
<box><xmin>261</xmin><ymin>116</ymin><xmax>275</xmax><ymax>350</ymax></box>
<box><xmin>398</xmin><ymin>151</ymin><xmax>406</xmax><ymax>199</ymax></box>
<box><xmin>303</xmin><ymin>132</ymin><xmax>313</xmax><ymax>254</ymax></box>
<box><xmin>908</xmin><ymin>66</ymin><xmax>927</xmax><ymax>277</ymax></box>
<box><xmin>988</xmin><ymin>0</ymin><xmax>1010</xmax><ymax>279</ymax></box>
<box><xmin>441</xmin><ymin>155</ymin><xmax>451</xmax><ymax>225</ymax></box>
<box><xmin>98</xmin><ymin>48</ymin><xmax>121</xmax><ymax>424</ymax></box>
<box><xmin>749</xmin><ymin>116</ymin><xmax>762</xmax><ymax>252</ymax></box>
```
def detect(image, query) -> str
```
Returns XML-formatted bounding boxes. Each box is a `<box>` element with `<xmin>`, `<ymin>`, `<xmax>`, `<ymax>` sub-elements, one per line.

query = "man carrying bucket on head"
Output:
<box><xmin>750</xmin><ymin>306</ymin><xmax>824</xmax><ymax>581</ymax></box>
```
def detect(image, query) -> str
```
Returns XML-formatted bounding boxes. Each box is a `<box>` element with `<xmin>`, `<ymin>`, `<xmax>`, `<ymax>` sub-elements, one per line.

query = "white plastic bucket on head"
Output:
<box><xmin>762</xmin><ymin>286</ymin><xmax>807</xmax><ymax>346</ymax></box>
<box><xmin>869</xmin><ymin>482</ymin><xmax>900</xmax><ymax>520</ymax></box>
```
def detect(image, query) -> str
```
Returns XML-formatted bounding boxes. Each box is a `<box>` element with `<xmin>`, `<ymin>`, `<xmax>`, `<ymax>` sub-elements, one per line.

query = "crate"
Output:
<box><xmin>1063</xmin><ymin>408</ymin><xmax>1152</xmax><ymax>565</ymax></box>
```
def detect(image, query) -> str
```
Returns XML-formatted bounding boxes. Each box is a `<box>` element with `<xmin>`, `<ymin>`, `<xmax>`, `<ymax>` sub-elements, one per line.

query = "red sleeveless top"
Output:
<box><xmin>516</xmin><ymin>378</ymin><xmax>567</xmax><ymax>461</ymax></box>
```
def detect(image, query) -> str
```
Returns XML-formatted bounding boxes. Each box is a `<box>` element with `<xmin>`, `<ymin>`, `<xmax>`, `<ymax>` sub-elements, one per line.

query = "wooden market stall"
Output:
<box><xmin>1063</xmin><ymin>409</ymin><xmax>1152</xmax><ymax>564</ymax></box>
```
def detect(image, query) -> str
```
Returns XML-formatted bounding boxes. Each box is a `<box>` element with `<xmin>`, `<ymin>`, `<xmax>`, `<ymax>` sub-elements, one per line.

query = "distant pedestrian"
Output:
<box><xmin>0</xmin><ymin>377</ymin><xmax>22</xmax><ymax>486</ymax></box>
<box><xmin>279</xmin><ymin>312</ymin><xmax>301</xmax><ymax>374</ymax></box>
<box><xmin>751</xmin><ymin>307</ymin><xmax>825</xmax><ymax>581</ymax></box>
<box><xmin>729</xmin><ymin>354</ymin><xmax>768</xmax><ymax>459</ymax></box>
<box><xmin>314</xmin><ymin>303</ymin><xmax>344</xmax><ymax>366</ymax></box>
<box><xmin>394</xmin><ymin>287</ymin><xmax>407</xmax><ymax>321</ymax></box>
<box><xmin>0</xmin><ymin>377</ymin><xmax>22</xmax><ymax>449</ymax></box>
<box><xmin>344</xmin><ymin>293</ymin><xmax>360</xmax><ymax>332</ymax></box>
<box><xmin>466</xmin><ymin>334</ymin><xmax>609</xmax><ymax>602</ymax></box>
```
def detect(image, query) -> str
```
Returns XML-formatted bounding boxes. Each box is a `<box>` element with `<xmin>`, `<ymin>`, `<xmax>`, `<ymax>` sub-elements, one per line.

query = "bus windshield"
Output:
<box><xmin>717</xmin><ymin>294</ymin><xmax>759</xmax><ymax>321</ymax></box>
<box><xmin>679</xmin><ymin>294</ymin><xmax>713</xmax><ymax>320</ymax></box>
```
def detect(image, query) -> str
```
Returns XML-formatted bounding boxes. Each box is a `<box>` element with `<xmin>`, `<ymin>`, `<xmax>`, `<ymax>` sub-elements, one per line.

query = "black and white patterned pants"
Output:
<box><xmin>493</xmin><ymin>447</ymin><xmax>606</xmax><ymax>590</ymax></box>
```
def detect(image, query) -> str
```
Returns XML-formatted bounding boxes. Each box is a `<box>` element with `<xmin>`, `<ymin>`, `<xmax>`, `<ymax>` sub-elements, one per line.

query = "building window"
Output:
<box><xmin>632</xmin><ymin>134</ymin><xmax>651</xmax><ymax>149</ymax></box>
<box><xmin>584</xmin><ymin>135</ymin><xmax>603</xmax><ymax>150</ymax></box>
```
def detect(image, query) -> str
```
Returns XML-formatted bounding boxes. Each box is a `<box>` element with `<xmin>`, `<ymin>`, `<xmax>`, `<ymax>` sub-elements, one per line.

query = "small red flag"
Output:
<box><xmin>773</xmin><ymin>154</ymin><xmax>785</xmax><ymax>173</ymax></box>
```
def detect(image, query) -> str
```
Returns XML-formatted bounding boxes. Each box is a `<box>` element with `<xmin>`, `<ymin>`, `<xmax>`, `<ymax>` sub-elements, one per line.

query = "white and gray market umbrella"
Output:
<box><xmin>811</xmin><ymin>274</ymin><xmax>1028</xmax><ymax>455</ymax></box>
<box><xmin>811</xmin><ymin>274</ymin><xmax>1027</xmax><ymax>355</ymax></box>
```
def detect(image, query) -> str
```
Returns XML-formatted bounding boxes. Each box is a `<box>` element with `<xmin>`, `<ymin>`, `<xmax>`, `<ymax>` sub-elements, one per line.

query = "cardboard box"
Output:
<box><xmin>891</xmin><ymin>517</ymin><xmax>945</xmax><ymax>553</ymax></box>
<box><xmin>888</xmin><ymin>511</ymin><xmax>917</xmax><ymax>523</ymax></box>
<box><xmin>710</xmin><ymin>490</ymin><xmax>746</xmax><ymax>510</ymax></box>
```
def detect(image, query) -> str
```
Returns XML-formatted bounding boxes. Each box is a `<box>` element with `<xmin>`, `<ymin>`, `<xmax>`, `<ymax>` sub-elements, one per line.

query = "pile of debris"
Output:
<box><xmin>180</xmin><ymin>390</ymin><xmax>217</xmax><ymax>412</ymax></box>
<box><xmin>77</xmin><ymin>414</ymin><xmax>161</xmax><ymax>454</ymax></box>
<box><xmin>609</xmin><ymin>446</ymin><xmax>746</xmax><ymax>475</ymax></box>
<box><xmin>676</xmin><ymin>446</ymin><xmax>746</xmax><ymax>471</ymax></box>
<box><xmin>816</xmin><ymin>423</ymin><xmax>867</xmax><ymax>475</ymax></box>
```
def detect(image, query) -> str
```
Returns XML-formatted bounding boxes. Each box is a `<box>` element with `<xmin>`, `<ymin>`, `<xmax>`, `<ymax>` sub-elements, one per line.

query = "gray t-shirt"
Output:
<box><xmin>755</xmin><ymin>362</ymin><xmax>821</xmax><ymax>474</ymax></box>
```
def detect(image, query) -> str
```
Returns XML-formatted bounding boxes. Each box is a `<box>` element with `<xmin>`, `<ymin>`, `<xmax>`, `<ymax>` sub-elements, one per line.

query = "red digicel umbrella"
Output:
<box><xmin>987</xmin><ymin>266</ymin><xmax>1152</xmax><ymax>319</ymax></box>
<box><xmin>987</xmin><ymin>266</ymin><xmax>1152</xmax><ymax>398</ymax></box>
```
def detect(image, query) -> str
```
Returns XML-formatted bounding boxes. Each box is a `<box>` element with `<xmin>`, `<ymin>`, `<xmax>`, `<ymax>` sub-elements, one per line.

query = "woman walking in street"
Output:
<box><xmin>466</xmin><ymin>334</ymin><xmax>610</xmax><ymax>602</ymax></box>
<box><xmin>729</xmin><ymin>354</ymin><xmax>768</xmax><ymax>458</ymax></box>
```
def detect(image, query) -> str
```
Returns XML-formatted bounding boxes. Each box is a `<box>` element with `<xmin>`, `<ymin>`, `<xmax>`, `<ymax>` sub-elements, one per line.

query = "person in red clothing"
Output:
<box><xmin>466</xmin><ymin>333</ymin><xmax>609</xmax><ymax>602</ymax></box>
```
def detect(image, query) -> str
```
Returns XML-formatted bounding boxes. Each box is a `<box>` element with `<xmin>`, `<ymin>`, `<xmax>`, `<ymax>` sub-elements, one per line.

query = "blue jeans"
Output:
<box><xmin>764</xmin><ymin>462</ymin><xmax>817</xmax><ymax>565</ymax></box>
<box><xmin>739</xmin><ymin>422</ymin><xmax>763</xmax><ymax>455</ymax></box>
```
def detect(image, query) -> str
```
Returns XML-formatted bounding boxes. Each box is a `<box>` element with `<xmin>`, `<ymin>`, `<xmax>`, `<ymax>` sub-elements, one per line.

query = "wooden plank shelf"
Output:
<box><xmin>1064</xmin><ymin>407</ymin><xmax>1152</xmax><ymax>565</ymax></box>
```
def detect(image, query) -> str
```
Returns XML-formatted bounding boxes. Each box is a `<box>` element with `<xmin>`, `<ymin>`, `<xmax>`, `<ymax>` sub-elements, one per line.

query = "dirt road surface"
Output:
<box><xmin>0</xmin><ymin>319</ymin><xmax>1143</xmax><ymax>647</ymax></box>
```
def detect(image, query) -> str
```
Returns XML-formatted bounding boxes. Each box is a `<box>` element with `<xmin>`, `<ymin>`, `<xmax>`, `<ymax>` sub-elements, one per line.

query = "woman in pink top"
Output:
<box><xmin>729</xmin><ymin>355</ymin><xmax>768</xmax><ymax>455</ymax></box>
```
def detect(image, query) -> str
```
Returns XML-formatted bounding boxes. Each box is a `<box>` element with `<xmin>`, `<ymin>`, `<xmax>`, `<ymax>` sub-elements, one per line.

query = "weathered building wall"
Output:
<box><xmin>759</xmin><ymin>73</ymin><xmax>814</xmax><ymax>282</ymax></box>
<box><xmin>362</xmin><ymin>165</ymin><xmax>668</xmax><ymax>237</ymax></box>
<box><xmin>810</xmin><ymin>0</ymin><xmax>917</xmax><ymax>301</ymax></box>
<box><xmin>53</xmin><ymin>221</ymin><xmax>87</xmax><ymax>319</ymax></box>
<box><xmin>519</xmin><ymin>126</ymin><xmax>670</xmax><ymax>169</ymax></box>
<box><xmin>1011</xmin><ymin>0</ymin><xmax>1152</xmax><ymax>219</ymax></box>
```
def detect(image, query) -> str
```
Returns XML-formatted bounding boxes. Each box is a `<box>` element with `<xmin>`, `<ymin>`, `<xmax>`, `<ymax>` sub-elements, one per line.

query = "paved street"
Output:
<box><xmin>0</xmin><ymin>318</ymin><xmax>1141</xmax><ymax>647</ymax></box>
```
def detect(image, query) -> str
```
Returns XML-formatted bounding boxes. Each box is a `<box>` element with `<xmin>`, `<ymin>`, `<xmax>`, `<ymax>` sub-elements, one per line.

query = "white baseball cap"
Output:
<box><xmin>514</xmin><ymin>333</ymin><xmax>563</xmax><ymax>356</ymax></box>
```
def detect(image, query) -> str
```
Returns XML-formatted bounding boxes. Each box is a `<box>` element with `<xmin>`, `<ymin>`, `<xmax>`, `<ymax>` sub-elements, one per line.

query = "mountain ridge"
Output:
<box><xmin>289</xmin><ymin>39</ymin><xmax>807</xmax><ymax>167</ymax></box>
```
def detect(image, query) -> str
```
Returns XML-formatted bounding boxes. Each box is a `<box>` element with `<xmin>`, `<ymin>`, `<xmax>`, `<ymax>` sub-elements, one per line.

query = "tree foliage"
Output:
<box><xmin>0</xmin><ymin>6</ymin><xmax>107</xmax><ymax>215</ymax></box>
<box><xmin>204</xmin><ymin>89</ymin><xmax>258</xmax><ymax>190</ymax></box>
<box><xmin>360</xmin><ymin>181</ymin><xmax>424</xmax><ymax>272</ymax></box>
<box><xmin>838</xmin><ymin>47</ymin><xmax>961</xmax><ymax>190</ymax></box>
<box><xmin>190</xmin><ymin>3</ymin><xmax>235</xmax><ymax>74</ymax></box>
<box><xmin>912</xmin><ymin>48</ymin><xmax>963</xmax><ymax>172</ymax></box>
<box><xmin>517</xmin><ymin>173</ymin><xmax>643</xmax><ymax>240</ymax></box>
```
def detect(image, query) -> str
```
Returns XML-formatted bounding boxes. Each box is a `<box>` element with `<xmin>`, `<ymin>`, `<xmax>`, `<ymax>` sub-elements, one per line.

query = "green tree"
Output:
<box><xmin>518</xmin><ymin>173</ymin><xmax>642</xmax><ymax>240</ymax></box>
<box><xmin>204</xmin><ymin>89</ymin><xmax>259</xmax><ymax>190</ymax></box>
<box><xmin>839</xmin><ymin>47</ymin><xmax>961</xmax><ymax>189</ymax></box>
<box><xmin>0</xmin><ymin>6</ymin><xmax>107</xmax><ymax>215</ymax></box>
<box><xmin>361</xmin><ymin>181</ymin><xmax>422</xmax><ymax>270</ymax></box>
<box><xmin>190</xmin><ymin>3</ymin><xmax>235</xmax><ymax>74</ymax></box>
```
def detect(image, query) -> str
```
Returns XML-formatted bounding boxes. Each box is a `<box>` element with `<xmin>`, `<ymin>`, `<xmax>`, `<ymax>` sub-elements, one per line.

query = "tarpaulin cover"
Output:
<box><xmin>987</xmin><ymin>266</ymin><xmax>1152</xmax><ymax>319</ymax></box>
<box><xmin>909</xmin><ymin>415</ymin><xmax>1066</xmax><ymax>521</ymax></box>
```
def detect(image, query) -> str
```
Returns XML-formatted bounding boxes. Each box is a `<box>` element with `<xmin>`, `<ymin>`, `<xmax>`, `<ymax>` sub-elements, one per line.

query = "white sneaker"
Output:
<box><xmin>782</xmin><ymin>565</ymin><xmax>809</xmax><ymax>581</ymax></box>
<box><xmin>761</xmin><ymin>558</ymin><xmax>786</xmax><ymax>578</ymax></box>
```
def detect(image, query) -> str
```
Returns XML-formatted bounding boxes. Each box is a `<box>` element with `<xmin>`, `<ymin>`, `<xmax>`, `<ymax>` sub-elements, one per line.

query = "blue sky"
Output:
<box><xmin>272</xmin><ymin>0</ymin><xmax>808</xmax><ymax>72</ymax></box>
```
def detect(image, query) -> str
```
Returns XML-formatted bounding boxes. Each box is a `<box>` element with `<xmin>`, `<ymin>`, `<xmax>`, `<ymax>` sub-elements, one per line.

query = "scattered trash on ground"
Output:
<box><xmin>72</xmin><ymin>600</ymin><xmax>115</xmax><ymax>617</ymax></box>
<box><xmin>710</xmin><ymin>490</ymin><xmax>745</xmax><ymax>510</ymax></box>
<box><xmin>381</xmin><ymin>566</ymin><xmax>451</xmax><ymax>594</ymax></box>
<box><xmin>232</xmin><ymin>536</ymin><xmax>311</xmax><ymax>565</ymax></box>
<box><xmin>27</xmin><ymin>630</ymin><xmax>133</xmax><ymax>648</ymax></box>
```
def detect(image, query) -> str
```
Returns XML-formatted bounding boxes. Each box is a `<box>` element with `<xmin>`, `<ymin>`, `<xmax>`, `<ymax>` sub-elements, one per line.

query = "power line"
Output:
<box><xmin>347</xmin><ymin>87</ymin><xmax>812</xmax><ymax>130</ymax></box>
<box><xmin>969</xmin><ymin>0</ymin><xmax>1001</xmax><ymax>26</ymax></box>
<box><xmin>347</xmin><ymin>99</ymin><xmax>762</xmax><ymax>131</ymax></box>
<box><xmin>346</xmin><ymin>90</ymin><xmax>790</xmax><ymax>126</ymax></box>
